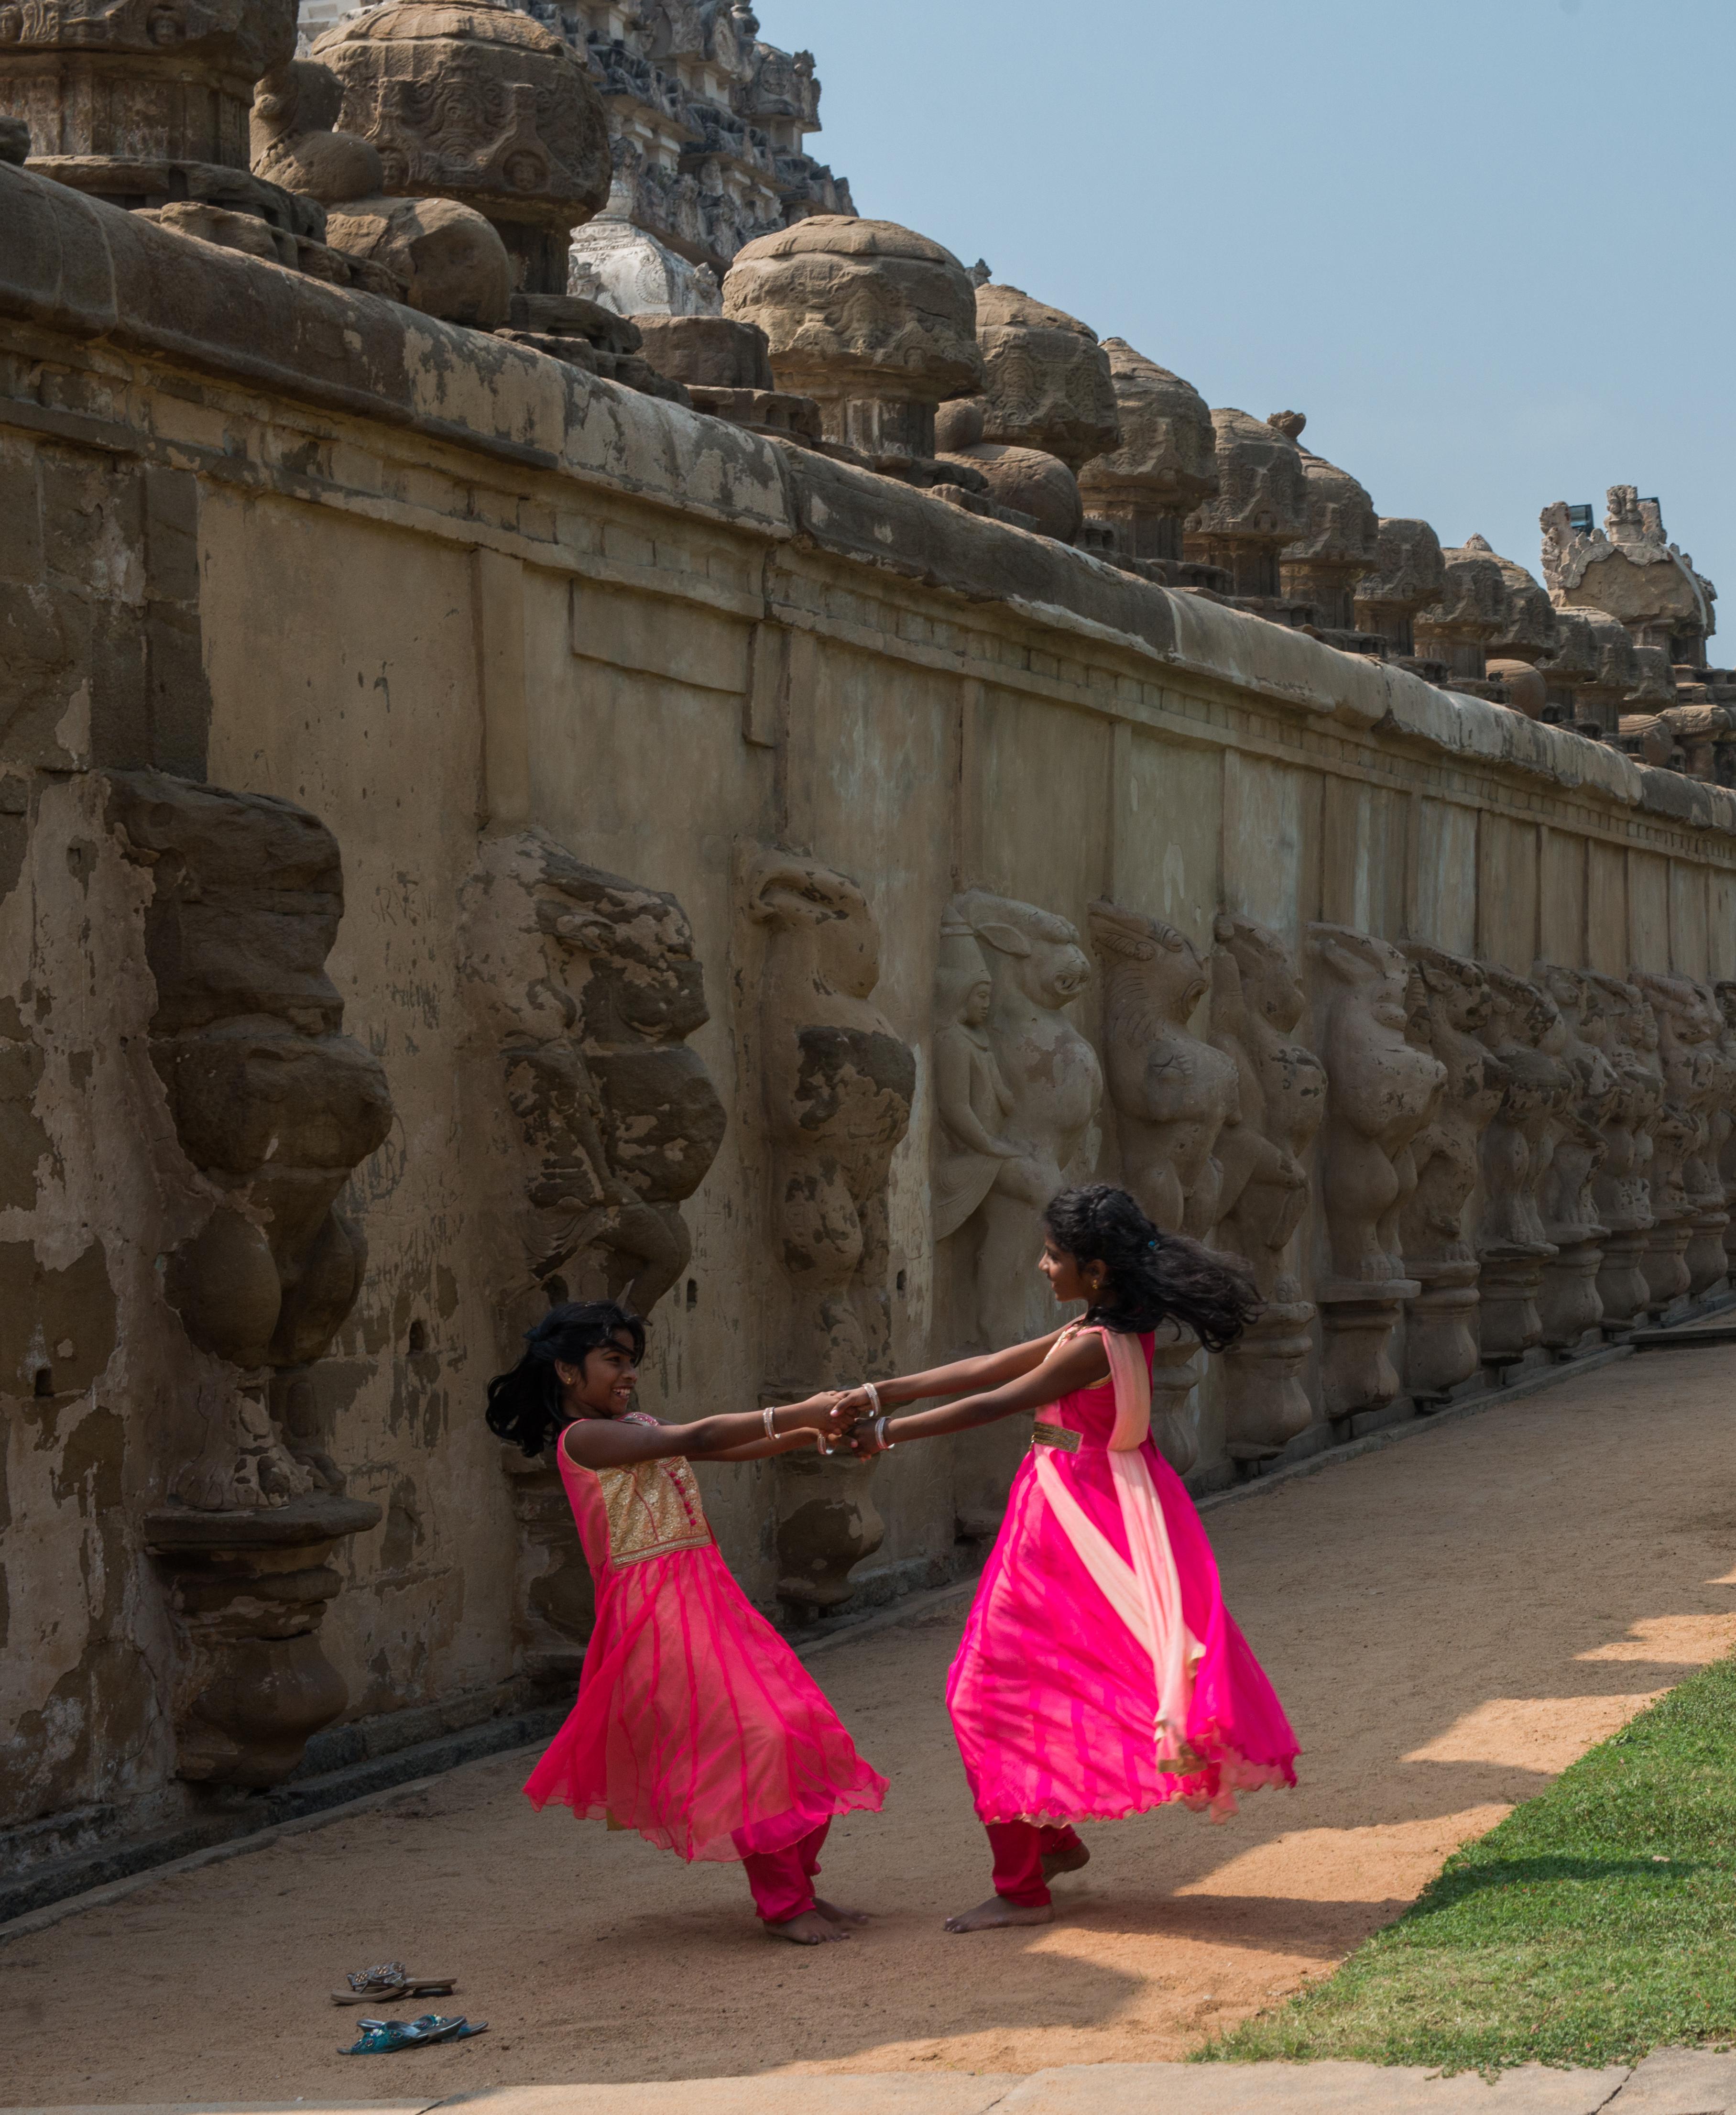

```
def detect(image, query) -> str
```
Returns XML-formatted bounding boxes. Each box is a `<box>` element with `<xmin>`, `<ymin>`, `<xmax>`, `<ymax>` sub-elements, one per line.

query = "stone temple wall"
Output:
<box><xmin>6</xmin><ymin>165</ymin><xmax>1736</xmax><ymax>1885</ymax></box>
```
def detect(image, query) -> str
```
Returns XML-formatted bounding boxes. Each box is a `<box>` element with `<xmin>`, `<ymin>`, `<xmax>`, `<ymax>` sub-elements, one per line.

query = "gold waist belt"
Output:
<box><xmin>1031</xmin><ymin>1422</ymin><xmax>1081</xmax><ymax>1453</ymax></box>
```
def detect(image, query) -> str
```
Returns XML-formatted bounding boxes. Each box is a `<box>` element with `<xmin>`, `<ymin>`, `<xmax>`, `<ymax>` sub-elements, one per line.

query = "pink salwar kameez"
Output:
<box><xmin>947</xmin><ymin>1324</ymin><xmax>1299</xmax><ymax>1905</ymax></box>
<box><xmin>524</xmin><ymin>1417</ymin><xmax>887</xmax><ymax>1924</ymax></box>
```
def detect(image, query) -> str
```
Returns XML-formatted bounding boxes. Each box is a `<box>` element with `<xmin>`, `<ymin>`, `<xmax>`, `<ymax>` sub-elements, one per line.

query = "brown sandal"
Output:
<box><xmin>331</xmin><ymin>1963</ymin><xmax>458</xmax><ymax>2006</ymax></box>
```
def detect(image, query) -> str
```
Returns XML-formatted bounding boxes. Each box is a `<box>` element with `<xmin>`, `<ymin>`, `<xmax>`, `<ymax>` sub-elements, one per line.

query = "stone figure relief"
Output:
<box><xmin>1399</xmin><ymin>945</ymin><xmax>1497</xmax><ymax>1401</ymax></box>
<box><xmin>1308</xmin><ymin>924</ymin><xmax>1446</xmax><ymax>1421</ymax></box>
<box><xmin>106</xmin><ymin>770</ymin><xmax>394</xmax><ymax>1510</ymax></box>
<box><xmin>1210</xmin><ymin>916</ymin><xmax>1324</xmax><ymax>1297</ymax></box>
<box><xmin>1208</xmin><ymin>914</ymin><xmax>1326</xmax><ymax>1459</ymax></box>
<box><xmin>1089</xmin><ymin>901</ymin><xmax>1238</xmax><ymax>1242</ymax></box>
<box><xmin>933</xmin><ymin>889</ymin><xmax>1099</xmax><ymax>1527</ymax></box>
<box><xmin>1087</xmin><ymin>899</ymin><xmax>1237</xmax><ymax>1474</ymax></box>
<box><xmin>932</xmin><ymin>914</ymin><xmax>1018</xmax><ymax>1243</ymax></box>
<box><xmin>1585</xmin><ymin>976</ymin><xmax>1663</xmax><ymax>1324</ymax></box>
<box><xmin>1632</xmin><ymin>972</ymin><xmax>1720</xmax><ymax>1311</ymax></box>
<box><xmin>1532</xmin><ymin>965</ymin><xmax>1619</xmax><ymax>1348</ymax></box>
<box><xmin>1472</xmin><ymin>968</ymin><xmax>1572</xmax><ymax>1364</ymax></box>
<box><xmin>459</xmin><ymin>827</ymin><xmax>726</xmax><ymax>1685</ymax></box>
<box><xmin>251</xmin><ymin>55</ymin><xmax>385</xmax><ymax>204</ymax></box>
<box><xmin>104</xmin><ymin>769</ymin><xmax>394</xmax><ymax>1791</ymax></box>
<box><xmin>939</xmin><ymin>890</ymin><xmax>1102</xmax><ymax>1345</ymax></box>
<box><xmin>459</xmin><ymin>829</ymin><xmax>726</xmax><ymax>1334</ymax></box>
<box><xmin>1678</xmin><ymin>981</ymin><xmax>1730</xmax><ymax>1299</ymax></box>
<box><xmin>1716</xmin><ymin>982</ymin><xmax>1736</xmax><ymax>1278</ymax></box>
<box><xmin>740</xmin><ymin>849</ymin><xmax>916</xmax><ymax>1611</ymax></box>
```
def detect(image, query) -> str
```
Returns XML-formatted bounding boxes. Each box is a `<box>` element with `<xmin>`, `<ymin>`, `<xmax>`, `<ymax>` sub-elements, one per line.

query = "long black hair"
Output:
<box><xmin>485</xmin><ymin>1300</ymin><xmax>647</xmax><ymax>1458</ymax></box>
<box><xmin>1042</xmin><ymin>1184</ymin><xmax>1258</xmax><ymax>1353</ymax></box>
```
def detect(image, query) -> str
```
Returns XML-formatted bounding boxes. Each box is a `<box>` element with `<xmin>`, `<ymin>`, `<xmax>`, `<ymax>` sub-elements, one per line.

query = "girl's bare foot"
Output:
<box><xmin>1042</xmin><ymin>1841</ymin><xmax>1091</xmax><ymax>1880</ymax></box>
<box><xmin>765</xmin><ymin>1908</ymin><xmax>851</xmax><ymax>1944</ymax></box>
<box><xmin>943</xmin><ymin>1894</ymin><xmax>1054</xmax><ymax>1933</ymax></box>
<box><xmin>814</xmin><ymin>1896</ymin><xmax>872</xmax><ymax>1925</ymax></box>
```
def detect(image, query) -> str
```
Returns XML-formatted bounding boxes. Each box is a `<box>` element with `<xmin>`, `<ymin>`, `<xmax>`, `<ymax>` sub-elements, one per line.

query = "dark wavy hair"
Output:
<box><xmin>485</xmin><ymin>1300</ymin><xmax>647</xmax><ymax>1458</ymax></box>
<box><xmin>1041</xmin><ymin>1184</ymin><xmax>1258</xmax><ymax>1353</ymax></box>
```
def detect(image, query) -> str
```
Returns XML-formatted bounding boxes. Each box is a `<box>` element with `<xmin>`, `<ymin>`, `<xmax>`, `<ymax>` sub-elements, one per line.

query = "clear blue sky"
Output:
<box><xmin>762</xmin><ymin>0</ymin><xmax>1733</xmax><ymax>646</ymax></box>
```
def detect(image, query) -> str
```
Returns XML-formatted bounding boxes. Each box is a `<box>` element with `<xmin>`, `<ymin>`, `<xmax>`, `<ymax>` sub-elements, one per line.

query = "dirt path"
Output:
<box><xmin>9</xmin><ymin>1348</ymin><xmax>1736</xmax><ymax>2104</ymax></box>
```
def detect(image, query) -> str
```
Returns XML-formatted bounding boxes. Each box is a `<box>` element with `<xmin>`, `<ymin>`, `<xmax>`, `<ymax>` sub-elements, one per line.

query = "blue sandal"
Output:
<box><xmin>340</xmin><ymin>2013</ymin><xmax>488</xmax><ymax>2055</ymax></box>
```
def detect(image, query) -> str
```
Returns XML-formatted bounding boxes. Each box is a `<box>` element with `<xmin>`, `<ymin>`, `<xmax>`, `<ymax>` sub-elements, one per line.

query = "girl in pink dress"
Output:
<box><xmin>490</xmin><ymin>1301</ymin><xmax>887</xmax><ymax>1945</ymax></box>
<box><xmin>834</xmin><ymin>1184</ymin><xmax>1298</xmax><ymax>1932</ymax></box>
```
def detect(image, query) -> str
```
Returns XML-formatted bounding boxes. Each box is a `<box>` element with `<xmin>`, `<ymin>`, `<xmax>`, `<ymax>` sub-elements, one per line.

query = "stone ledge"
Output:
<box><xmin>0</xmin><ymin>162</ymin><xmax>1728</xmax><ymax>843</ymax></box>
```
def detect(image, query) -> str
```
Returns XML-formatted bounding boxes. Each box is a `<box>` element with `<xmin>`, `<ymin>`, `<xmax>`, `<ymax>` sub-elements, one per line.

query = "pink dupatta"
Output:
<box><xmin>1029</xmin><ymin>1324</ymin><xmax>1203</xmax><ymax>1771</ymax></box>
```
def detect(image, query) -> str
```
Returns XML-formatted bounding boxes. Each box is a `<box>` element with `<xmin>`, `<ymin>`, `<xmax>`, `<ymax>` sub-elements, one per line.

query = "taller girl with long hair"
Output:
<box><xmin>490</xmin><ymin>1301</ymin><xmax>885</xmax><ymax>1945</ymax></box>
<box><xmin>832</xmin><ymin>1183</ymin><xmax>1298</xmax><ymax>1932</ymax></box>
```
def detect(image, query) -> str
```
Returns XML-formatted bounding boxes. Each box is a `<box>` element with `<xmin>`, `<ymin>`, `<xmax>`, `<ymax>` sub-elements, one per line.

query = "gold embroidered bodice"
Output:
<box><xmin>556</xmin><ymin>1413</ymin><xmax>716</xmax><ymax>1573</ymax></box>
<box><xmin>595</xmin><ymin>1451</ymin><xmax>711</xmax><ymax>1567</ymax></box>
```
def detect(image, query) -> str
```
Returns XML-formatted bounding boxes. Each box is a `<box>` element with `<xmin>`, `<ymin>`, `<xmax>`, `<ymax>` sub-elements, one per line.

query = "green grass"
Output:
<box><xmin>1199</xmin><ymin>1652</ymin><xmax>1736</xmax><ymax>2072</ymax></box>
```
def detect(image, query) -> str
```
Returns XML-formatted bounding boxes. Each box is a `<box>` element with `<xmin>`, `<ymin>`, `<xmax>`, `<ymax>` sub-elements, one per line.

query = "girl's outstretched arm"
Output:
<box><xmin>845</xmin><ymin>1331</ymin><xmax>1108</xmax><ymax>1450</ymax></box>
<box><xmin>839</xmin><ymin>1329</ymin><xmax>1072</xmax><ymax>1414</ymax></box>
<box><xmin>561</xmin><ymin>1392</ymin><xmax>841</xmax><ymax>1471</ymax></box>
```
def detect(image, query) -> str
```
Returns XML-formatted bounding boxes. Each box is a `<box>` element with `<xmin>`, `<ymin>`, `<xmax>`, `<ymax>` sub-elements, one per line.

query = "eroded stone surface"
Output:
<box><xmin>312</xmin><ymin>0</ymin><xmax>611</xmax><ymax>294</ymax></box>
<box><xmin>724</xmin><ymin>215</ymin><xmax>982</xmax><ymax>459</ymax></box>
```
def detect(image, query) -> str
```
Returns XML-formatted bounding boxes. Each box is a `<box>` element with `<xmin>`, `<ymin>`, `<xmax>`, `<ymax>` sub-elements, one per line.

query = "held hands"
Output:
<box><xmin>771</xmin><ymin>1387</ymin><xmax>894</xmax><ymax>1458</ymax></box>
<box><xmin>775</xmin><ymin>1391</ymin><xmax>853</xmax><ymax>1456</ymax></box>
<box><xmin>825</xmin><ymin>1387</ymin><xmax>892</xmax><ymax>1458</ymax></box>
<box><xmin>829</xmin><ymin>1386</ymin><xmax>874</xmax><ymax>1433</ymax></box>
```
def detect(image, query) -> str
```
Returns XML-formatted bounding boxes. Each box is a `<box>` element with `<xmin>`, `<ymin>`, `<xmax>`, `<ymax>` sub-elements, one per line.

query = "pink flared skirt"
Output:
<box><xmin>947</xmin><ymin>1435</ymin><xmax>1299</xmax><ymax>1826</ymax></box>
<box><xmin>524</xmin><ymin>1542</ymin><xmax>887</xmax><ymax>1863</ymax></box>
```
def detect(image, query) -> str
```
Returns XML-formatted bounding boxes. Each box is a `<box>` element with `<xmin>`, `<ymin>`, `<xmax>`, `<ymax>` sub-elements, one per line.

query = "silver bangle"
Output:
<box><xmin>873</xmin><ymin>1415</ymin><xmax>892</xmax><ymax>1450</ymax></box>
<box><xmin>762</xmin><ymin>1406</ymin><xmax>777</xmax><ymax>1440</ymax></box>
<box><xmin>861</xmin><ymin>1380</ymin><xmax>882</xmax><ymax>1418</ymax></box>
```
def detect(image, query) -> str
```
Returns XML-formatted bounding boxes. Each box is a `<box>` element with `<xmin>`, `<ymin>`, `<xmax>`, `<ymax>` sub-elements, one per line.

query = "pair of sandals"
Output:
<box><xmin>334</xmin><ymin>1962</ymin><xmax>488</xmax><ymax>2055</ymax></box>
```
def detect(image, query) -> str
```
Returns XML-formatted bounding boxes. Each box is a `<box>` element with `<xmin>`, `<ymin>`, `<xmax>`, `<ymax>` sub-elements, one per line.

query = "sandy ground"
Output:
<box><xmin>9</xmin><ymin>1347</ymin><xmax>1736</xmax><ymax>2104</ymax></box>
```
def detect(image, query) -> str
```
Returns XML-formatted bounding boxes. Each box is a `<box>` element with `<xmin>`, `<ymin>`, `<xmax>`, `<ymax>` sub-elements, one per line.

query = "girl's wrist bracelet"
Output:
<box><xmin>762</xmin><ymin>1406</ymin><xmax>778</xmax><ymax>1440</ymax></box>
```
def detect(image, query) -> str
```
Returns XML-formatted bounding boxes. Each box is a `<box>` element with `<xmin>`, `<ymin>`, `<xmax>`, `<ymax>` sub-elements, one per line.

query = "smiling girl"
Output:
<box><xmin>831</xmin><ymin>1184</ymin><xmax>1298</xmax><ymax>1932</ymax></box>
<box><xmin>489</xmin><ymin>1301</ymin><xmax>886</xmax><ymax>1945</ymax></box>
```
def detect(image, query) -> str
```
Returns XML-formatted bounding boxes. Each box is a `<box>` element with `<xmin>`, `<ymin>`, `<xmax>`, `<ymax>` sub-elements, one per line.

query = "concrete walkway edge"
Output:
<box><xmin>23</xmin><ymin>2044</ymin><xmax>1736</xmax><ymax>2114</ymax></box>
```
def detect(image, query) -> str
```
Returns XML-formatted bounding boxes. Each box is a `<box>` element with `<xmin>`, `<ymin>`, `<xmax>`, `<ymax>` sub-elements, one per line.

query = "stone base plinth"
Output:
<box><xmin>1318</xmin><ymin>1278</ymin><xmax>1417</xmax><ymax>1423</ymax></box>
<box><xmin>1685</xmin><ymin>1205</ymin><xmax>1730</xmax><ymax>1298</ymax></box>
<box><xmin>144</xmin><ymin>1493</ymin><xmax>382</xmax><ymax>1789</ymax></box>
<box><xmin>1149</xmin><ymin>1332</ymin><xmax>1203</xmax><ymax>1476</ymax></box>
<box><xmin>1595</xmin><ymin>1225</ymin><xmax>1652</xmax><ymax>1326</ymax></box>
<box><xmin>1539</xmin><ymin>1234</ymin><xmax>1606</xmax><ymax>1350</ymax></box>
<box><xmin>1402</xmin><ymin>1260</ymin><xmax>1479</xmax><ymax>1403</ymax></box>
<box><xmin>1222</xmin><ymin>1302</ymin><xmax>1315</xmax><ymax>1462</ymax></box>
<box><xmin>1642</xmin><ymin>1219</ymin><xmax>1694</xmax><ymax>1314</ymax></box>
<box><xmin>1476</xmin><ymin>1247</ymin><xmax>1553</xmax><ymax>1366</ymax></box>
<box><xmin>774</xmin><ymin>1449</ymin><xmax>885</xmax><ymax>1613</ymax></box>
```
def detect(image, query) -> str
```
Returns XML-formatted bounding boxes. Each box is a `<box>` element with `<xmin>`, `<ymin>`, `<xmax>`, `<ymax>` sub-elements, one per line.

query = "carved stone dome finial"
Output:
<box><xmin>1075</xmin><ymin>337</ymin><xmax>1217</xmax><ymax>564</ymax></box>
<box><xmin>965</xmin><ymin>283</ymin><xmax>1120</xmax><ymax>475</ymax></box>
<box><xmin>1182</xmin><ymin>407</ymin><xmax>1309</xmax><ymax>600</ymax></box>
<box><xmin>1354</xmin><ymin>517</ymin><xmax>1445</xmax><ymax>656</ymax></box>
<box><xmin>312</xmin><ymin>0</ymin><xmax>611</xmax><ymax>295</ymax></box>
<box><xmin>1278</xmin><ymin>442</ymin><xmax>1378</xmax><ymax>630</ymax></box>
<box><xmin>722</xmin><ymin>215</ymin><xmax>982</xmax><ymax>459</ymax></box>
<box><xmin>0</xmin><ymin>0</ymin><xmax>307</xmax><ymax>225</ymax></box>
